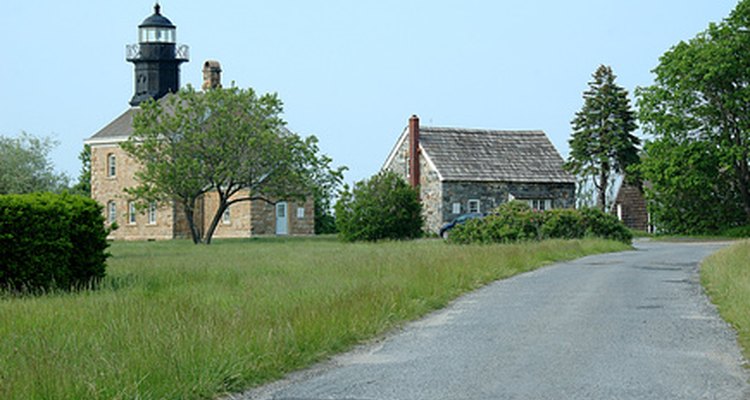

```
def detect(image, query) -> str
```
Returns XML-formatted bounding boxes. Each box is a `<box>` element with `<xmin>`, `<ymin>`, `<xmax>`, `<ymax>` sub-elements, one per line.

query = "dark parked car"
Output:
<box><xmin>439</xmin><ymin>212</ymin><xmax>484</xmax><ymax>239</ymax></box>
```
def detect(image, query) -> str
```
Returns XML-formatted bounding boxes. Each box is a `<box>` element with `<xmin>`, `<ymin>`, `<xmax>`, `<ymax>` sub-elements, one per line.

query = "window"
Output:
<box><xmin>468</xmin><ymin>199</ymin><xmax>481</xmax><ymax>214</ymax></box>
<box><xmin>148</xmin><ymin>201</ymin><xmax>157</xmax><ymax>225</ymax></box>
<box><xmin>527</xmin><ymin>199</ymin><xmax>553</xmax><ymax>211</ymax></box>
<box><xmin>107</xmin><ymin>201</ymin><xmax>116</xmax><ymax>224</ymax></box>
<box><xmin>107</xmin><ymin>153</ymin><xmax>116</xmax><ymax>177</ymax></box>
<box><xmin>222</xmin><ymin>206</ymin><xmax>231</xmax><ymax>224</ymax></box>
<box><xmin>297</xmin><ymin>207</ymin><xmax>305</xmax><ymax>219</ymax></box>
<box><xmin>405</xmin><ymin>156</ymin><xmax>411</xmax><ymax>178</ymax></box>
<box><xmin>128</xmin><ymin>202</ymin><xmax>136</xmax><ymax>225</ymax></box>
<box><xmin>452</xmin><ymin>202</ymin><xmax>461</xmax><ymax>214</ymax></box>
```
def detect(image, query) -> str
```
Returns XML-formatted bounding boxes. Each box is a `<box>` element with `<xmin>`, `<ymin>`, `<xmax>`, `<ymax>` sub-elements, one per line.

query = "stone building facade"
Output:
<box><xmin>383</xmin><ymin>115</ymin><xmax>576</xmax><ymax>233</ymax></box>
<box><xmin>87</xmin><ymin>130</ymin><xmax>314</xmax><ymax>241</ymax></box>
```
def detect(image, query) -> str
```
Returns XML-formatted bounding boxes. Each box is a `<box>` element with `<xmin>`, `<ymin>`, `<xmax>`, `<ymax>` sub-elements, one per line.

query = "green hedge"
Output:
<box><xmin>449</xmin><ymin>201</ymin><xmax>632</xmax><ymax>244</ymax></box>
<box><xmin>0</xmin><ymin>193</ymin><xmax>110</xmax><ymax>293</ymax></box>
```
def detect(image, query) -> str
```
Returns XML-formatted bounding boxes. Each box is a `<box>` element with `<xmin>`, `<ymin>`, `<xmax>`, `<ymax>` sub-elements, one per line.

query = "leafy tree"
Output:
<box><xmin>565</xmin><ymin>65</ymin><xmax>640</xmax><ymax>211</ymax></box>
<box><xmin>122</xmin><ymin>85</ymin><xmax>339</xmax><ymax>244</ymax></box>
<box><xmin>637</xmin><ymin>137</ymin><xmax>742</xmax><ymax>234</ymax></box>
<box><xmin>335</xmin><ymin>171</ymin><xmax>423</xmax><ymax>242</ymax></box>
<box><xmin>637</xmin><ymin>0</ymin><xmax>750</xmax><ymax>227</ymax></box>
<box><xmin>314</xmin><ymin>198</ymin><xmax>337</xmax><ymax>234</ymax></box>
<box><xmin>70</xmin><ymin>144</ymin><xmax>91</xmax><ymax>197</ymax></box>
<box><xmin>311</xmin><ymin>157</ymin><xmax>347</xmax><ymax>235</ymax></box>
<box><xmin>0</xmin><ymin>132</ymin><xmax>68</xmax><ymax>194</ymax></box>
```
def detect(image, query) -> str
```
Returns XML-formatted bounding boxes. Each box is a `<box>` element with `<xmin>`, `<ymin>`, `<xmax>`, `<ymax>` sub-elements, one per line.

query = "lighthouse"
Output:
<box><xmin>126</xmin><ymin>3</ymin><xmax>189</xmax><ymax>106</ymax></box>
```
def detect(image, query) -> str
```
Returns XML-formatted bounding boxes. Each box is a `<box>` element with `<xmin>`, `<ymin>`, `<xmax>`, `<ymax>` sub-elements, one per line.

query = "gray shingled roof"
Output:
<box><xmin>420</xmin><ymin>127</ymin><xmax>574</xmax><ymax>183</ymax></box>
<box><xmin>86</xmin><ymin>107</ymin><xmax>140</xmax><ymax>143</ymax></box>
<box><xmin>87</xmin><ymin>95</ymin><xmax>175</xmax><ymax>143</ymax></box>
<box><xmin>86</xmin><ymin>97</ymin><xmax>294</xmax><ymax>143</ymax></box>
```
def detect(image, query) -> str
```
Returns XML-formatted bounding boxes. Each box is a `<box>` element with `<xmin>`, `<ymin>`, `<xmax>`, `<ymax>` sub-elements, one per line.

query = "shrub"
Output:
<box><xmin>450</xmin><ymin>201</ymin><xmax>542</xmax><ymax>244</ymax></box>
<box><xmin>335</xmin><ymin>171</ymin><xmax>423</xmax><ymax>242</ymax></box>
<box><xmin>579</xmin><ymin>207</ymin><xmax>632</xmax><ymax>243</ymax></box>
<box><xmin>541</xmin><ymin>209</ymin><xmax>586</xmax><ymax>240</ymax></box>
<box><xmin>0</xmin><ymin>193</ymin><xmax>110</xmax><ymax>293</ymax></box>
<box><xmin>721</xmin><ymin>225</ymin><xmax>750</xmax><ymax>238</ymax></box>
<box><xmin>449</xmin><ymin>202</ymin><xmax>631</xmax><ymax>245</ymax></box>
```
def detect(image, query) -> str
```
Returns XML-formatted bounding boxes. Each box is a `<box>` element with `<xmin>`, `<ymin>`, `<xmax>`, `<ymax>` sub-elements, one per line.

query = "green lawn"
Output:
<box><xmin>0</xmin><ymin>237</ymin><xmax>629</xmax><ymax>400</ymax></box>
<box><xmin>701</xmin><ymin>240</ymin><xmax>750</xmax><ymax>364</ymax></box>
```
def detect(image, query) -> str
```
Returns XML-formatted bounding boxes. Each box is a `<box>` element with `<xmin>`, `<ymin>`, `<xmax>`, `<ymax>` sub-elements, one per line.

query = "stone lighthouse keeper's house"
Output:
<box><xmin>85</xmin><ymin>5</ymin><xmax>313</xmax><ymax>240</ymax></box>
<box><xmin>383</xmin><ymin>115</ymin><xmax>575</xmax><ymax>234</ymax></box>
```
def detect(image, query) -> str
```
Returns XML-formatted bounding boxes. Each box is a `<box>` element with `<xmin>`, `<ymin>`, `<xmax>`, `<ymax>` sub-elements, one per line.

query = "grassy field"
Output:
<box><xmin>0</xmin><ymin>237</ymin><xmax>628</xmax><ymax>400</ymax></box>
<box><xmin>701</xmin><ymin>240</ymin><xmax>750</xmax><ymax>363</ymax></box>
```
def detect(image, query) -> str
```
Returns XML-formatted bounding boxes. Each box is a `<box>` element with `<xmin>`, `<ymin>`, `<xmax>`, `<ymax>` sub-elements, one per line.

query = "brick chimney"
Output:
<box><xmin>408</xmin><ymin>114</ymin><xmax>420</xmax><ymax>188</ymax></box>
<box><xmin>201</xmin><ymin>60</ymin><xmax>222</xmax><ymax>90</ymax></box>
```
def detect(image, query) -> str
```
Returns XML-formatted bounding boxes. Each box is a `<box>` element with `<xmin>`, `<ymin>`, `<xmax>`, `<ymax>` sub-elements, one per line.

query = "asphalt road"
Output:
<box><xmin>236</xmin><ymin>241</ymin><xmax>750</xmax><ymax>400</ymax></box>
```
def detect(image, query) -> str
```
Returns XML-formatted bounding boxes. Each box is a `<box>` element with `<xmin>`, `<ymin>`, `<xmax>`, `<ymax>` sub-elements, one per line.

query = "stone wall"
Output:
<box><xmin>289</xmin><ymin>198</ymin><xmax>315</xmax><ymax>235</ymax></box>
<box><xmin>435</xmin><ymin>181</ymin><xmax>576</xmax><ymax>233</ymax></box>
<box><xmin>91</xmin><ymin>143</ymin><xmax>315</xmax><ymax>240</ymax></box>
<box><xmin>90</xmin><ymin>144</ymin><xmax>174</xmax><ymax>240</ymax></box>
<box><xmin>419</xmin><ymin>158</ymin><xmax>442</xmax><ymax>236</ymax></box>
<box><xmin>203</xmin><ymin>191</ymin><xmax>252</xmax><ymax>239</ymax></box>
<box><xmin>250</xmin><ymin>199</ymin><xmax>314</xmax><ymax>236</ymax></box>
<box><xmin>383</xmin><ymin>135</ymin><xmax>409</xmax><ymax>179</ymax></box>
<box><xmin>382</xmin><ymin>135</ymin><xmax>442</xmax><ymax>234</ymax></box>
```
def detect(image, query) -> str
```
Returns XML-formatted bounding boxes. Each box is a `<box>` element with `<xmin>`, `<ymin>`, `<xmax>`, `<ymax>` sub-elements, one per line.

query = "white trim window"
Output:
<box><xmin>468</xmin><ymin>199</ymin><xmax>481</xmax><ymax>214</ymax></box>
<box><xmin>527</xmin><ymin>199</ymin><xmax>553</xmax><ymax>211</ymax></box>
<box><xmin>452</xmin><ymin>202</ymin><xmax>461</xmax><ymax>214</ymax></box>
<box><xmin>107</xmin><ymin>153</ymin><xmax>116</xmax><ymax>177</ymax></box>
<box><xmin>222</xmin><ymin>206</ymin><xmax>231</xmax><ymax>224</ymax></box>
<box><xmin>128</xmin><ymin>202</ymin><xmax>137</xmax><ymax>225</ymax></box>
<box><xmin>297</xmin><ymin>207</ymin><xmax>305</xmax><ymax>219</ymax></box>
<box><xmin>148</xmin><ymin>201</ymin><xmax>157</xmax><ymax>225</ymax></box>
<box><xmin>107</xmin><ymin>201</ymin><xmax>116</xmax><ymax>224</ymax></box>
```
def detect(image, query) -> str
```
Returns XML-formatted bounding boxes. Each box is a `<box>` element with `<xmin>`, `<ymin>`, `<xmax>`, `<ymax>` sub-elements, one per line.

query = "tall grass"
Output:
<box><xmin>701</xmin><ymin>240</ymin><xmax>750</xmax><ymax>363</ymax></box>
<box><xmin>0</xmin><ymin>237</ymin><xmax>628</xmax><ymax>399</ymax></box>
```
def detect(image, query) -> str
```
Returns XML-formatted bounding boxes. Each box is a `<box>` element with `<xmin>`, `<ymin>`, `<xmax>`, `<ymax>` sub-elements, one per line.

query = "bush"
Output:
<box><xmin>578</xmin><ymin>207</ymin><xmax>632</xmax><ymax>243</ymax></box>
<box><xmin>541</xmin><ymin>209</ymin><xmax>586</xmax><ymax>240</ymax></box>
<box><xmin>449</xmin><ymin>202</ymin><xmax>631</xmax><ymax>244</ymax></box>
<box><xmin>721</xmin><ymin>225</ymin><xmax>750</xmax><ymax>238</ymax></box>
<box><xmin>335</xmin><ymin>171</ymin><xmax>423</xmax><ymax>241</ymax></box>
<box><xmin>449</xmin><ymin>201</ymin><xmax>541</xmax><ymax>244</ymax></box>
<box><xmin>0</xmin><ymin>193</ymin><xmax>110</xmax><ymax>293</ymax></box>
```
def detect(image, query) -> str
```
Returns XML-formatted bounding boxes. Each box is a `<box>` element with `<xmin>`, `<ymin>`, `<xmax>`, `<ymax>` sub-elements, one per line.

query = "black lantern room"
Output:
<box><xmin>126</xmin><ymin>4</ymin><xmax>189</xmax><ymax>106</ymax></box>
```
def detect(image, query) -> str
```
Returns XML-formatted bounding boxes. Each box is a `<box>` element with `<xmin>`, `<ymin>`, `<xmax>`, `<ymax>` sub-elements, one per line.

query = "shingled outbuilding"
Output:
<box><xmin>611</xmin><ymin>180</ymin><xmax>652</xmax><ymax>233</ymax></box>
<box><xmin>383</xmin><ymin>115</ymin><xmax>576</xmax><ymax>234</ymax></box>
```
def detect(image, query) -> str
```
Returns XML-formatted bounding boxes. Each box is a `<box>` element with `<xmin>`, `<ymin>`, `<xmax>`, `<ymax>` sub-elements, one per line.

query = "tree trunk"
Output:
<box><xmin>736</xmin><ymin>157</ymin><xmax>750</xmax><ymax>224</ymax></box>
<box><xmin>182</xmin><ymin>200</ymin><xmax>203</xmax><ymax>244</ymax></box>
<box><xmin>204</xmin><ymin>198</ymin><xmax>227</xmax><ymax>245</ymax></box>
<box><xmin>597</xmin><ymin>170</ymin><xmax>608</xmax><ymax>212</ymax></box>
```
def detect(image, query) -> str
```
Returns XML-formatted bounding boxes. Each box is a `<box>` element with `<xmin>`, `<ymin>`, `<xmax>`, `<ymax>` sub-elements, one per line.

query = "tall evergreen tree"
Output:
<box><xmin>565</xmin><ymin>65</ymin><xmax>640</xmax><ymax>211</ymax></box>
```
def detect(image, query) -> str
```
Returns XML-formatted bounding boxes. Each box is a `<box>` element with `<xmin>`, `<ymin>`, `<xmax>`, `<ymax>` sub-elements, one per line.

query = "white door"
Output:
<box><xmin>276</xmin><ymin>202</ymin><xmax>288</xmax><ymax>235</ymax></box>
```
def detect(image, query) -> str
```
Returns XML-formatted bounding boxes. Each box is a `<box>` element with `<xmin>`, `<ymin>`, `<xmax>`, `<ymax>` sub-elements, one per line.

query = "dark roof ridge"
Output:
<box><xmin>420</xmin><ymin>126</ymin><xmax>544</xmax><ymax>134</ymax></box>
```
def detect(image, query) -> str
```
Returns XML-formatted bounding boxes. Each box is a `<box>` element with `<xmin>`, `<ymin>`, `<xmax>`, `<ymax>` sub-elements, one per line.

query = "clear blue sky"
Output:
<box><xmin>0</xmin><ymin>1</ymin><xmax>740</xmax><ymax>184</ymax></box>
